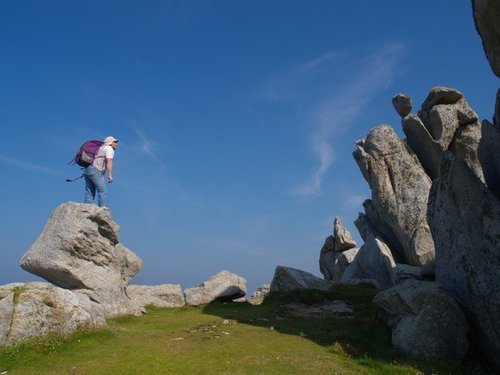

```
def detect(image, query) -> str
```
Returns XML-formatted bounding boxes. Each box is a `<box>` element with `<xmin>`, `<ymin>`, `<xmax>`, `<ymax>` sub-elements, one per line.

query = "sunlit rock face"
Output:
<box><xmin>20</xmin><ymin>202</ymin><xmax>143</xmax><ymax>317</ymax></box>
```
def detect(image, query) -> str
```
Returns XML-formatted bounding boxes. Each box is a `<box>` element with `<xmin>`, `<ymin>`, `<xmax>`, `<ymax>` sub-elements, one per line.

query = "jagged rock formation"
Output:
<box><xmin>402</xmin><ymin>87</ymin><xmax>483</xmax><ymax>182</ymax></box>
<box><xmin>472</xmin><ymin>0</ymin><xmax>500</xmax><ymax>77</ymax></box>
<box><xmin>127</xmin><ymin>284</ymin><xmax>185</xmax><ymax>309</ymax></box>
<box><xmin>373</xmin><ymin>280</ymin><xmax>469</xmax><ymax>362</ymax></box>
<box><xmin>341</xmin><ymin>214</ymin><xmax>395</xmax><ymax>288</ymax></box>
<box><xmin>319</xmin><ymin>217</ymin><xmax>357</xmax><ymax>282</ymax></box>
<box><xmin>428</xmin><ymin>151</ymin><xmax>500</xmax><ymax>370</ymax></box>
<box><xmin>183</xmin><ymin>270</ymin><xmax>247</xmax><ymax>306</ymax></box>
<box><xmin>20</xmin><ymin>202</ymin><xmax>143</xmax><ymax>317</ymax></box>
<box><xmin>353</xmin><ymin>125</ymin><xmax>435</xmax><ymax>266</ymax></box>
<box><xmin>247</xmin><ymin>284</ymin><xmax>270</xmax><ymax>305</ymax></box>
<box><xmin>345</xmin><ymin>84</ymin><xmax>500</xmax><ymax>369</ymax></box>
<box><xmin>0</xmin><ymin>282</ymin><xmax>106</xmax><ymax>345</ymax></box>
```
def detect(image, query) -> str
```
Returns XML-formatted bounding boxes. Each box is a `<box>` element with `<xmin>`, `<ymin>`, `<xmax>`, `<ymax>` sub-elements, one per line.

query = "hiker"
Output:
<box><xmin>84</xmin><ymin>136</ymin><xmax>119</xmax><ymax>207</ymax></box>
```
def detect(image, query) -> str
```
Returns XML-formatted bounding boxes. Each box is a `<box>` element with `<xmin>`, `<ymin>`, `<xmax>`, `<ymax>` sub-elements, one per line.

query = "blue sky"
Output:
<box><xmin>0</xmin><ymin>1</ymin><xmax>497</xmax><ymax>294</ymax></box>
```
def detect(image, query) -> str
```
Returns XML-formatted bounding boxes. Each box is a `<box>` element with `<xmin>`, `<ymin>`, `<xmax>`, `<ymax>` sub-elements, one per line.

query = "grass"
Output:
<box><xmin>0</xmin><ymin>284</ymin><xmax>478</xmax><ymax>374</ymax></box>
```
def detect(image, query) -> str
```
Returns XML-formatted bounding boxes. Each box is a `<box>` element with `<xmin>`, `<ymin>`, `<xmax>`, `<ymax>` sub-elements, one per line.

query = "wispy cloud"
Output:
<box><xmin>0</xmin><ymin>153</ymin><xmax>62</xmax><ymax>177</ymax></box>
<box><xmin>129</xmin><ymin>125</ymin><xmax>169</xmax><ymax>174</ymax></box>
<box><xmin>265</xmin><ymin>43</ymin><xmax>405</xmax><ymax>199</ymax></box>
<box><xmin>341</xmin><ymin>193</ymin><xmax>367</xmax><ymax>212</ymax></box>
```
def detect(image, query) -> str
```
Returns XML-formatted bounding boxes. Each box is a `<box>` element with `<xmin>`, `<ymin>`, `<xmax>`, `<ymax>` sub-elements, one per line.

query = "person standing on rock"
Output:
<box><xmin>84</xmin><ymin>136</ymin><xmax>118</xmax><ymax>207</ymax></box>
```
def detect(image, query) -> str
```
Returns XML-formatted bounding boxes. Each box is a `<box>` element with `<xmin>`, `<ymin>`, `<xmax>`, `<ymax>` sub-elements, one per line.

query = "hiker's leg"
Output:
<box><xmin>94</xmin><ymin>172</ymin><xmax>107</xmax><ymax>207</ymax></box>
<box><xmin>84</xmin><ymin>170</ymin><xmax>96</xmax><ymax>203</ymax></box>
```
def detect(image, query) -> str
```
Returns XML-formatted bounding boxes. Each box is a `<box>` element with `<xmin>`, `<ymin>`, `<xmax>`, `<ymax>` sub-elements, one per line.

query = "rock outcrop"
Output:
<box><xmin>270</xmin><ymin>266</ymin><xmax>335</xmax><ymax>292</ymax></box>
<box><xmin>247</xmin><ymin>284</ymin><xmax>271</xmax><ymax>305</ymax></box>
<box><xmin>403</xmin><ymin>87</ymin><xmax>483</xmax><ymax>182</ymax></box>
<box><xmin>472</xmin><ymin>0</ymin><xmax>500</xmax><ymax>77</ymax></box>
<box><xmin>183</xmin><ymin>270</ymin><xmax>247</xmax><ymax>306</ymax></box>
<box><xmin>319</xmin><ymin>217</ymin><xmax>357</xmax><ymax>282</ymax></box>
<box><xmin>0</xmin><ymin>282</ymin><xmax>106</xmax><ymax>345</ymax></box>
<box><xmin>353</xmin><ymin>125</ymin><xmax>434</xmax><ymax>266</ymax></box>
<box><xmin>127</xmin><ymin>284</ymin><xmax>185</xmax><ymax>309</ymax></box>
<box><xmin>349</xmin><ymin>84</ymin><xmax>500</xmax><ymax>369</ymax></box>
<box><xmin>428</xmin><ymin>151</ymin><xmax>500</xmax><ymax>370</ymax></box>
<box><xmin>341</xmin><ymin>214</ymin><xmax>395</xmax><ymax>288</ymax></box>
<box><xmin>373</xmin><ymin>280</ymin><xmax>469</xmax><ymax>362</ymax></box>
<box><xmin>20</xmin><ymin>202</ymin><xmax>143</xmax><ymax>317</ymax></box>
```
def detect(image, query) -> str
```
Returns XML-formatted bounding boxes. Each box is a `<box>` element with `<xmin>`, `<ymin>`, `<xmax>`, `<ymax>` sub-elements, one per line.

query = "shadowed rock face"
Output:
<box><xmin>373</xmin><ymin>280</ymin><xmax>469</xmax><ymax>362</ymax></box>
<box><xmin>472</xmin><ymin>0</ymin><xmax>500</xmax><ymax>77</ymax></box>
<box><xmin>428</xmin><ymin>152</ymin><xmax>500</xmax><ymax>371</ymax></box>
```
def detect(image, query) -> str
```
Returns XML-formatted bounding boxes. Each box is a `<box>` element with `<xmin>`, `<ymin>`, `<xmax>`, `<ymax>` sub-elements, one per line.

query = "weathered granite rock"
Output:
<box><xmin>320</xmin><ymin>248</ymin><xmax>358</xmax><ymax>282</ymax></box>
<box><xmin>353</xmin><ymin>126</ymin><xmax>434</xmax><ymax>266</ymax></box>
<box><xmin>391</xmin><ymin>264</ymin><xmax>423</xmax><ymax>284</ymax></box>
<box><xmin>319</xmin><ymin>218</ymin><xmax>358</xmax><ymax>281</ymax></box>
<box><xmin>472</xmin><ymin>0</ymin><xmax>500</xmax><ymax>77</ymax></box>
<box><xmin>341</xmin><ymin>213</ymin><xmax>395</xmax><ymax>288</ymax></box>
<box><xmin>0</xmin><ymin>282</ymin><xmax>106</xmax><ymax>346</ymax></box>
<box><xmin>0</xmin><ymin>288</ymin><xmax>14</xmax><ymax>344</ymax></box>
<box><xmin>184</xmin><ymin>270</ymin><xmax>247</xmax><ymax>306</ymax></box>
<box><xmin>479</xmin><ymin>117</ymin><xmax>500</xmax><ymax>201</ymax></box>
<box><xmin>373</xmin><ymin>280</ymin><xmax>469</xmax><ymax>362</ymax></box>
<box><xmin>428</xmin><ymin>151</ymin><xmax>500</xmax><ymax>370</ymax></box>
<box><xmin>127</xmin><ymin>284</ymin><xmax>185</xmax><ymax>309</ymax></box>
<box><xmin>248</xmin><ymin>284</ymin><xmax>271</xmax><ymax>305</ymax></box>
<box><xmin>270</xmin><ymin>266</ymin><xmax>334</xmax><ymax>292</ymax></box>
<box><xmin>320</xmin><ymin>235</ymin><xmax>334</xmax><ymax>254</ymax></box>
<box><xmin>402</xmin><ymin>114</ymin><xmax>445</xmax><ymax>179</ymax></box>
<box><xmin>392</xmin><ymin>93</ymin><xmax>412</xmax><ymax>117</ymax></box>
<box><xmin>20</xmin><ymin>202</ymin><xmax>143</xmax><ymax>317</ymax></box>
<box><xmin>333</xmin><ymin>217</ymin><xmax>357</xmax><ymax>251</ymax></box>
<box><xmin>406</xmin><ymin>87</ymin><xmax>484</xmax><ymax>183</ymax></box>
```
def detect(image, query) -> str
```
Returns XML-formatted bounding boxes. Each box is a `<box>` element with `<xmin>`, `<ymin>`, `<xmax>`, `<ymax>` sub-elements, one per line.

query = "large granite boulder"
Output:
<box><xmin>183</xmin><ymin>270</ymin><xmax>247</xmax><ymax>306</ymax></box>
<box><xmin>403</xmin><ymin>87</ymin><xmax>483</xmax><ymax>182</ymax></box>
<box><xmin>0</xmin><ymin>282</ymin><xmax>106</xmax><ymax>346</ymax></box>
<box><xmin>20</xmin><ymin>202</ymin><xmax>143</xmax><ymax>317</ymax></box>
<box><xmin>333</xmin><ymin>217</ymin><xmax>357</xmax><ymax>251</ymax></box>
<box><xmin>320</xmin><ymin>248</ymin><xmax>358</xmax><ymax>283</ymax></box>
<box><xmin>428</xmin><ymin>151</ymin><xmax>500</xmax><ymax>370</ymax></box>
<box><xmin>319</xmin><ymin>217</ymin><xmax>358</xmax><ymax>281</ymax></box>
<box><xmin>472</xmin><ymin>0</ymin><xmax>500</xmax><ymax>77</ymax></box>
<box><xmin>270</xmin><ymin>266</ymin><xmax>334</xmax><ymax>292</ymax></box>
<box><xmin>127</xmin><ymin>284</ymin><xmax>185</xmax><ymax>309</ymax></box>
<box><xmin>341</xmin><ymin>213</ymin><xmax>395</xmax><ymax>288</ymax></box>
<box><xmin>247</xmin><ymin>284</ymin><xmax>271</xmax><ymax>305</ymax></box>
<box><xmin>392</xmin><ymin>93</ymin><xmax>412</xmax><ymax>117</ymax></box>
<box><xmin>373</xmin><ymin>280</ymin><xmax>469</xmax><ymax>362</ymax></box>
<box><xmin>353</xmin><ymin>125</ymin><xmax>434</xmax><ymax>266</ymax></box>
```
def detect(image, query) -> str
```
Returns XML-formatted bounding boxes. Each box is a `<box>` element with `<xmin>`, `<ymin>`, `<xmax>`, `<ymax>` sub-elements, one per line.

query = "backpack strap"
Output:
<box><xmin>65</xmin><ymin>173</ymin><xmax>85</xmax><ymax>182</ymax></box>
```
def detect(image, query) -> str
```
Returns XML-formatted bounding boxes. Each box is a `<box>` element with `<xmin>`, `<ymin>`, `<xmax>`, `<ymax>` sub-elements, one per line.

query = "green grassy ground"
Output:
<box><xmin>0</xmin><ymin>285</ymin><xmax>474</xmax><ymax>374</ymax></box>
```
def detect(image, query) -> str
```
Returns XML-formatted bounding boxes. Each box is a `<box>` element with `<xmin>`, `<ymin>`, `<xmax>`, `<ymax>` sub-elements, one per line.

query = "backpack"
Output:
<box><xmin>66</xmin><ymin>140</ymin><xmax>104</xmax><ymax>182</ymax></box>
<box><xmin>70</xmin><ymin>140</ymin><xmax>103</xmax><ymax>167</ymax></box>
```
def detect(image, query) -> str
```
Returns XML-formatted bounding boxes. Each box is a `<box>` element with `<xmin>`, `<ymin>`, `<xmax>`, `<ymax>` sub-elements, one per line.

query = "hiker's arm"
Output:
<box><xmin>106</xmin><ymin>158</ymin><xmax>113</xmax><ymax>183</ymax></box>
